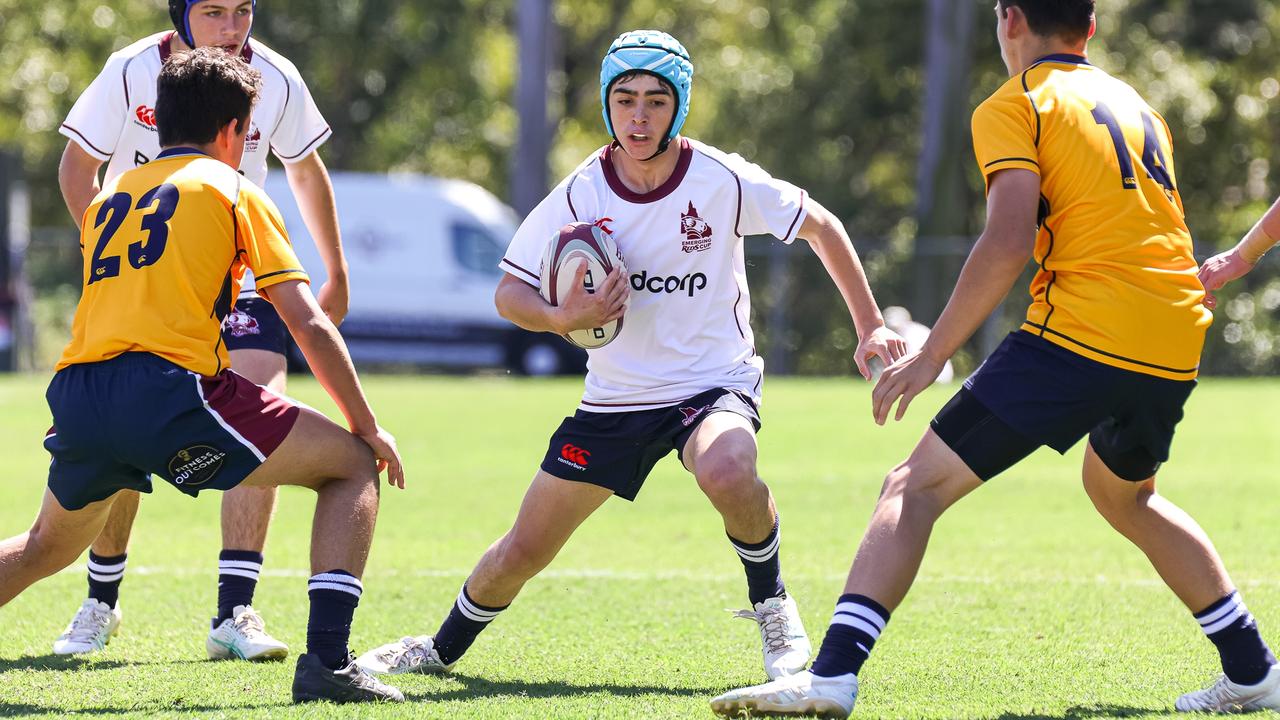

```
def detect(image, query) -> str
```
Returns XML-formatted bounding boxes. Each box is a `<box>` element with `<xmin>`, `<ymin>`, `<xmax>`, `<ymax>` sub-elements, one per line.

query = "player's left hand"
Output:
<box><xmin>871</xmin><ymin>349</ymin><xmax>946</xmax><ymax>426</ymax></box>
<box><xmin>317</xmin><ymin>274</ymin><xmax>350</xmax><ymax>326</ymax></box>
<box><xmin>1197</xmin><ymin>247</ymin><xmax>1254</xmax><ymax>311</ymax></box>
<box><xmin>853</xmin><ymin>326</ymin><xmax>909</xmax><ymax>381</ymax></box>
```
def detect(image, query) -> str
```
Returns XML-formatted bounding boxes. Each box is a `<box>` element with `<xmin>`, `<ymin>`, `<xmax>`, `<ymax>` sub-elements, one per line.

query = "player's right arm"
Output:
<box><xmin>59</xmin><ymin>50</ymin><xmax>130</xmax><ymax>229</ymax></box>
<box><xmin>264</xmin><ymin>279</ymin><xmax>403</xmax><ymax>489</ymax></box>
<box><xmin>494</xmin><ymin>266</ymin><xmax>627</xmax><ymax>335</ymax></box>
<box><xmin>238</xmin><ymin>184</ymin><xmax>403</xmax><ymax>487</ymax></box>
<box><xmin>1198</xmin><ymin>196</ymin><xmax>1280</xmax><ymax>309</ymax></box>
<box><xmin>871</xmin><ymin>168</ymin><xmax>1040</xmax><ymax>425</ymax></box>
<box><xmin>58</xmin><ymin>142</ymin><xmax>105</xmax><ymax>230</ymax></box>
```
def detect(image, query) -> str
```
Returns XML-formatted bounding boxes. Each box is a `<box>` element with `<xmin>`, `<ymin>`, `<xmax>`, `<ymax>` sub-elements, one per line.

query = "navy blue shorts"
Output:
<box><xmin>540</xmin><ymin>388</ymin><xmax>761</xmax><ymax>501</ymax></box>
<box><xmin>221</xmin><ymin>296</ymin><xmax>288</xmax><ymax>355</ymax></box>
<box><xmin>44</xmin><ymin>353</ymin><xmax>301</xmax><ymax>511</ymax></box>
<box><xmin>930</xmin><ymin>331</ymin><xmax>1196</xmax><ymax>482</ymax></box>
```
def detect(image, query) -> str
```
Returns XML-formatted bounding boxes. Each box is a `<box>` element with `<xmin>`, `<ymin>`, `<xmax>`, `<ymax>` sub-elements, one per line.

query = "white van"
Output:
<box><xmin>264</xmin><ymin>171</ymin><xmax>584</xmax><ymax>375</ymax></box>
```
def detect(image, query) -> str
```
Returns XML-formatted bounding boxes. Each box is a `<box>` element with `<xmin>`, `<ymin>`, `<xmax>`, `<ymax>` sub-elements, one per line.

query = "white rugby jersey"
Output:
<box><xmin>501</xmin><ymin>138</ymin><xmax>808</xmax><ymax>412</ymax></box>
<box><xmin>60</xmin><ymin>31</ymin><xmax>330</xmax><ymax>296</ymax></box>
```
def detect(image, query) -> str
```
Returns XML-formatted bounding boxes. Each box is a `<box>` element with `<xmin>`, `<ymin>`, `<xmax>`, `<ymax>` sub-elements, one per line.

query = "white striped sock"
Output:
<box><xmin>219</xmin><ymin>559</ymin><xmax>263</xmax><ymax>581</ymax></box>
<box><xmin>309</xmin><ymin>573</ymin><xmax>363</xmax><ymax>599</ymax></box>
<box><xmin>730</xmin><ymin>524</ymin><xmax>781</xmax><ymax>564</ymax></box>
<box><xmin>455</xmin><ymin>587</ymin><xmax>505</xmax><ymax>624</ymax></box>
<box><xmin>1199</xmin><ymin>592</ymin><xmax>1251</xmax><ymax>636</ymax></box>
<box><xmin>88</xmin><ymin>557</ymin><xmax>127</xmax><ymax>583</ymax></box>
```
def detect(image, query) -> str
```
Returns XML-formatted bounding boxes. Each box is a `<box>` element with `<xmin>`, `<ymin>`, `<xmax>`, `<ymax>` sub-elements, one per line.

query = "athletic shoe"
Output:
<box><xmin>52</xmin><ymin>599</ymin><xmax>122</xmax><ymax>655</ymax></box>
<box><xmin>1175</xmin><ymin>664</ymin><xmax>1280</xmax><ymax>712</ymax></box>
<box><xmin>291</xmin><ymin>652</ymin><xmax>404</xmax><ymax>704</ymax></box>
<box><xmin>206</xmin><ymin>605</ymin><xmax>289</xmax><ymax>661</ymax></box>
<box><xmin>710</xmin><ymin>670</ymin><xmax>857</xmax><ymax>719</ymax></box>
<box><xmin>355</xmin><ymin>635</ymin><xmax>454</xmax><ymax>676</ymax></box>
<box><xmin>733</xmin><ymin>594</ymin><xmax>812</xmax><ymax>679</ymax></box>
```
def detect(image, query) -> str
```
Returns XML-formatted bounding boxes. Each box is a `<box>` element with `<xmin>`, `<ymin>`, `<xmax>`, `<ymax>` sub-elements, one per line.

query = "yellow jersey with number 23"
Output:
<box><xmin>58</xmin><ymin>147</ymin><xmax>309</xmax><ymax>376</ymax></box>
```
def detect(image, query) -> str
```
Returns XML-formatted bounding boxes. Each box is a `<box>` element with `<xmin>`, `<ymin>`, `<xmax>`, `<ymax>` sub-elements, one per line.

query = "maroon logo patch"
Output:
<box><xmin>244</xmin><ymin>124</ymin><xmax>262</xmax><ymax>152</ymax></box>
<box><xmin>222</xmin><ymin>310</ymin><xmax>261</xmax><ymax>338</ymax></box>
<box><xmin>678</xmin><ymin>405</ymin><xmax>710</xmax><ymax>427</ymax></box>
<box><xmin>680</xmin><ymin>202</ymin><xmax>713</xmax><ymax>253</ymax></box>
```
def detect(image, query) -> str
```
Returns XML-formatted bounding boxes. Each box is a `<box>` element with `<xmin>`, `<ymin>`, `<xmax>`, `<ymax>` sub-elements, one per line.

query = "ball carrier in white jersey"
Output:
<box><xmin>356</xmin><ymin>30</ymin><xmax>906</xmax><ymax>683</ymax></box>
<box><xmin>54</xmin><ymin>0</ymin><xmax>349</xmax><ymax>662</ymax></box>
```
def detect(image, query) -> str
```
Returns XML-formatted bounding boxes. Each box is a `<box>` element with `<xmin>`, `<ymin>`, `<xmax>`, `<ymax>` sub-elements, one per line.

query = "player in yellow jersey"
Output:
<box><xmin>0</xmin><ymin>48</ymin><xmax>405</xmax><ymax>704</ymax></box>
<box><xmin>712</xmin><ymin>2</ymin><xmax>1280</xmax><ymax>716</ymax></box>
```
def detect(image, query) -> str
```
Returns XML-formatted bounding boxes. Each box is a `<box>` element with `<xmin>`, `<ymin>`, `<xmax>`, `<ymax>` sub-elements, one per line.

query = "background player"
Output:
<box><xmin>355</xmin><ymin>30</ymin><xmax>905</xmax><ymax>683</ymax></box>
<box><xmin>1198</xmin><ymin>196</ymin><xmax>1280</xmax><ymax>308</ymax></box>
<box><xmin>54</xmin><ymin>0</ymin><xmax>347</xmax><ymax>660</ymax></box>
<box><xmin>711</xmin><ymin>1</ymin><xmax>1280</xmax><ymax>716</ymax></box>
<box><xmin>1</xmin><ymin>47</ymin><xmax>402</xmax><ymax>704</ymax></box>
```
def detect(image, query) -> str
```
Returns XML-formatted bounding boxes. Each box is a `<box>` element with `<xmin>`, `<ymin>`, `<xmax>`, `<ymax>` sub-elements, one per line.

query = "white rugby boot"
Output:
<box><xmin>1175</xmin><ymin>664</ymin><xmax>1280</xmax><ymax>712</ymax></box>
<box><xmin>53</xmin><ymin>599</ymin><xmax>122</xmax><ymax>655</ymax></box>
<box><xmin>206</xmin><ymin>605</ymin><xmax>289</xmax><ymax>661</ymax></box>
<box><xmin>710</xmin><ymin>670</ymin><xmax>857</xmax><ymax>718</ymax></box>
<box><xmin>733</xmin><ymin>594</ymin><xmax>812</xmax><ymax>679</ymax></box>
<box><xmin>356</xmin><ymin>635</ymin><xmax>454</xmax><ymax>676</ymax></box>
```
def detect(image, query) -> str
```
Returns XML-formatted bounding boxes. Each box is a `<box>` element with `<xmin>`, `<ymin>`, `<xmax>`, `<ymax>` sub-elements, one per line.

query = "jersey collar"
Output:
<box><xmin>157</xmin><ymin>146</ymin><xmax>209</xmax><ymax>160</ymax></box>
<box><xmin>1033</xmin><ymin>53</ymin><xmax>1089</xmax><ymax>66</ymax></box>
<box><xmin>600</xmin><ymin>137</ymin><xmax>693</xmax><ymax>204</ymax></box>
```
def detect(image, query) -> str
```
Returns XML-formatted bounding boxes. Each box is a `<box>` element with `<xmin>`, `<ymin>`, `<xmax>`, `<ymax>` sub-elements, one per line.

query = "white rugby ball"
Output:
<box><xmin>539</xmin><ymin>222</ymin><xmax>625</xmax><ymax>349</ymax></box>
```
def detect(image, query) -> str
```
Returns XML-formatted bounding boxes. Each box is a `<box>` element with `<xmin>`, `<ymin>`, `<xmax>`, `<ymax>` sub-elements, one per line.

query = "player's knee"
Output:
<box><xmin>494</xmin><ymin>533</ymin><xmax>555</xmax><ymax>579</ymax></box>
<box><xmin>879</xmin><ymin>463</ymin><xmax>947</xmax><ymax>519</ymax></box>
<box><xmin>24</xmin><ymin>526</ymin><xmax>82</xmax><ymax>577</ymax></box>
<box><xmin>1083</xmin><ymin>469</ymin><xmax>1152</xmax><ymax>526</ymax></box>
<box><xmin>695</xmin><ymin>451</ymin><xmax>758</xmax><ymax>501</ymax></box>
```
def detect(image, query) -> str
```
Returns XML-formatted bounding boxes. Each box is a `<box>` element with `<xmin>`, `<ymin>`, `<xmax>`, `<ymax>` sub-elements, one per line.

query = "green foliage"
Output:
<box><xmin>5</xmin><ymin>1</ymin><xmax>1280</xmax><ymax>373</ymax></box>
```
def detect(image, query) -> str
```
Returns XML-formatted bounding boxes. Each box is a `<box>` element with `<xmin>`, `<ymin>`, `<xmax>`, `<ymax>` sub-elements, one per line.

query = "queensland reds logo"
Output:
<box><xmin>134</xmin><ymin>105</ymin><xmax>157</xmax><ymax>130</ymax></box>
<box><xmin>221</xmin><ymin>309</ymin><xmax>261</xmax><ymax>338</ymax></box>
<box><xmin>680</xmin><ymin>202</ymin><xmax>713</xmax><ymax>253</ymax></box>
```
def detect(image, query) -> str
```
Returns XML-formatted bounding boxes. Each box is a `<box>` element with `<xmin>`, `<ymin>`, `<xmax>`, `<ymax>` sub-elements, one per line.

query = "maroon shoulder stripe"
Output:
<box><xmin>782</xmin><ymin>191</ymin><xmax>808</xmax><ymax>243</ymax></box>
<box><xmin>60</xmin><ymin>124</ymin><xmax>112</xmax><ymax>158</ymax></box>
<box><xmin>501</xmin><ymin>257</ymin><xmax>539</xmax><ymax>282</ymax></box>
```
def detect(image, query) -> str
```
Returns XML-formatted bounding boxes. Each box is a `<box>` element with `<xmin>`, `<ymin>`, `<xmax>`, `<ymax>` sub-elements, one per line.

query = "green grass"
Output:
<box><xmin>2</xmin><ymin>375</ymin><xmax>1280</xmax><ymax>718</ymax></box>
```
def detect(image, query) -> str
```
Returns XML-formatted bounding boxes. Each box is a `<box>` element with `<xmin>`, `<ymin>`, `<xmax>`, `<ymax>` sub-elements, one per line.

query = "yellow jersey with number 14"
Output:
<box><xmin>57</xmin><ymin>148</ymin><xmax>309</xmax><ymax>376</ymax></box>
<box><xmin>972</xmin><ymin>54</ymin><xmax>1211</xmax><ymax>381</ymax></box>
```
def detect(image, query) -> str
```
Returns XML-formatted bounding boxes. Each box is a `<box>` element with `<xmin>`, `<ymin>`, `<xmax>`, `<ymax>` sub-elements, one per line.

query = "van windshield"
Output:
<box><xmin>451</xmin><ymin>223</ymin><xmax>505</xmax><ymax>277</ymax></box>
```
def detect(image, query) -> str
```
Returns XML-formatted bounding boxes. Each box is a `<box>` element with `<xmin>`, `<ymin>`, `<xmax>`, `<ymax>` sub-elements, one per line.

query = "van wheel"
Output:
<box><xmin>519</xmin><ymin>340</ymin><xmax>563</xmax><ymax>376</ymax></box>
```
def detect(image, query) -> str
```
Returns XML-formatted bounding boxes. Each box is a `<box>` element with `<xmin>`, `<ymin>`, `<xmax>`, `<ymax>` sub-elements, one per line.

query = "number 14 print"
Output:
<box><xmin>1091</xmin><ymin>102</ymin><xmax>1175</xmax><ymax>192</ymax></box>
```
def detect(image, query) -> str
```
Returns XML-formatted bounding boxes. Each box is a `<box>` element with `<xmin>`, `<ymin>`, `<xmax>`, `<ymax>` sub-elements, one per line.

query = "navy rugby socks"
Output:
<box><xmin>433</xmin><ymin>585</ymin><xmax>509</xmax><ymax>666</ymax></box>
<box><xmin>1196</xmin><ymin>591</ymin><xmax>1277</xmax><ymax>686</ymax></box>
<box><xmin>307</xmin><ymin>570</ymin><xmax>362</xmax><ymax>669</ymax></box>
<box><xmin>216</xmin><ymin>550</ymin><xmax>264</xmax><ymax>623</ymax></box>
<box><xmin>728</xmin><ymin>516</ymin><xmax>786</xmax><ymax>605</ymax></box>
<box><xmin>810</xmin><ymin>594</ymin><xmax>891</xmax><ymax>678</ymax></box>
<box><xmin>86</xmin><ymin>551</ymin><xmax>127</xmax><ymax>609</ymax></box>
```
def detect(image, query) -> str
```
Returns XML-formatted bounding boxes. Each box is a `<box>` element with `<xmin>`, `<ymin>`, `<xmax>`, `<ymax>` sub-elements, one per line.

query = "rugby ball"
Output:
<box><xmin>539</xmin><ymin>222</ymin><xmax>625</xmax><ymax>349</ymax></box>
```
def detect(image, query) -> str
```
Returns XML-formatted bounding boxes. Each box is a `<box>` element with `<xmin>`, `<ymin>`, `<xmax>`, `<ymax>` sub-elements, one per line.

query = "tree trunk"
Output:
<box><xmin>913</xmin><ymin>0</ymin><xmax>977</xmax><ymax>324</ymax></box>
<box><xmin>512</xmin><ymin>0</ymin><xmax>554</xmax><ymax>216</ymax></box>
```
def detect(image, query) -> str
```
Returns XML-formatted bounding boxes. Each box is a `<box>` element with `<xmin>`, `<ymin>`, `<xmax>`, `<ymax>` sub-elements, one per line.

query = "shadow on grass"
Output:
<box><xmin>994</xmin><ymin>705</ymin><xmax>1168</xmax><ymax>720</ymax></box>
<box><xmin>0</xmin><ymin>654</ymin><xmax>210</xmax><ymax>673</ymax></box>
<box><xmin>0</xmin><ymin>701</ymin><xmax>286</xmax><ymax>717</ymax></box>
<box><xmin>408</xmin><ymin>671</ymin><xmax>725</xmax><ymax>702</ymax></box>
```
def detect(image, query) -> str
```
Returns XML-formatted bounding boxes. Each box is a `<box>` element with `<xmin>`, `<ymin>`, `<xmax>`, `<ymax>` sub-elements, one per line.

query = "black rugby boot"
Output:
<box><xmin>292</xmin><ymin>652</ymin><xmax>405</xmax><ymax>703</ymax></box>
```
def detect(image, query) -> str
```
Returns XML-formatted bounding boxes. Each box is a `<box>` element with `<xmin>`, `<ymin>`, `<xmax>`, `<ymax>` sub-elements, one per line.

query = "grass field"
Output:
<box><xmin>2</xmin><ymin>374</ymin><xmax>1280</xmax><ymax>719</ymax></box>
